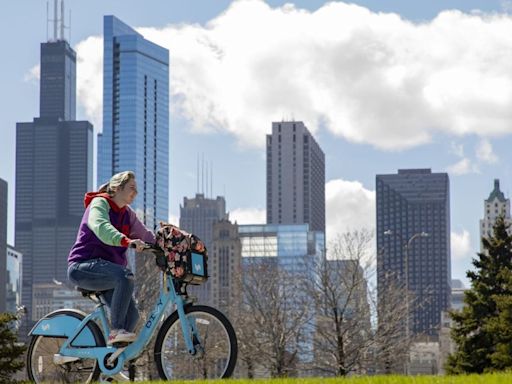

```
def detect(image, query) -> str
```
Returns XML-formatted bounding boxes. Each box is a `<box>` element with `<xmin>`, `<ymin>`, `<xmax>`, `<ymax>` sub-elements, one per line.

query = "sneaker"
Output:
<box><xmin>108</xmin><ymin>329</ymin><xmax>137</xmax><ymax>345</ymax></box>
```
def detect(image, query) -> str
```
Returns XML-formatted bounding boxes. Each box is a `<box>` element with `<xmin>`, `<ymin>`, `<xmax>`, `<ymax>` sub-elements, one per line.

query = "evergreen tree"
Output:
<box><xmin>446</xmin><ymin>216</ymin><xmax>512</xmax><ymax>374</ymax></box>
<box><xmin>0</xmin><ymin>312</ymin><xmax>26</xmax><ymax>383</ymax></box>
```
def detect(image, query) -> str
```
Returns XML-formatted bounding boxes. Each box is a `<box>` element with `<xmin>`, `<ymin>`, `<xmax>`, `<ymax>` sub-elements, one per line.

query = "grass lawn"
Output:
<box><xmin>133</xmin><ymin>372</ymin><xmax>512</xmax><ymax>384</ymax></box>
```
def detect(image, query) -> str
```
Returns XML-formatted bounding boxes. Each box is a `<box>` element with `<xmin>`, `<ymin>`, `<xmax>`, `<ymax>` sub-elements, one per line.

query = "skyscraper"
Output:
<box><xmin>211</xmin><ymin>219</ymin><xmax>241</xmax><ymax>315</ymax></box>
<box><xmin>15</xmin><ymin>18</ymin><xmax>93</xmax><ymax>325</ymax></box>
<box><xmin>376</xmin><ymin>169</ymin><xmax>451</xmax><ymax>338</ymax></box>
<box><xmin>179</xmin><ymin>193</ymin><xmax>228</xmax><ymax>303</ymax></box>
<box><xmin>0</xmin><ymin>178</ymin><xmax>7</xmax><ymax>313</ymax></box>
<box><xmin>266</xmin><ymin>121</ymin><xmax>325</xmax><ymax>232</ymax></box>
<box><xmin>6</xmin><ymin>245</ymin><xmax>22</xmax><ymax>315</ymax></box>
<box><xmin>239</xmin><ymin>223</ymin><xmax>325</xmax><ymax>363</ymax></box>
<box><xmin>480</xmin><ymin>179</ymin><xmax>511</xmax><ymax>248</ymax></box>
<box><xmin>98</xmin><ymin>15</ymin><xmax>169</xmax><ymax>230</ymax></box>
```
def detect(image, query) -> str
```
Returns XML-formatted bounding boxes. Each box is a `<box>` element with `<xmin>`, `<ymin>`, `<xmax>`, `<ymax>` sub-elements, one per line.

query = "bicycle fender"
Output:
<box><xmin>29</xmin><ymin>309</ymin><xmax>97</xmax><ymax>347</ymax></box>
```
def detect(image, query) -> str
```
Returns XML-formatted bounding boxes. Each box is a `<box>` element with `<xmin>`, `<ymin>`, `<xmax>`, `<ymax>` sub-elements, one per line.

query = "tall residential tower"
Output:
<box><xmin>266</xmin><ymin>121</ymin><xmax>325</xmax><ymax>232</ymax></box>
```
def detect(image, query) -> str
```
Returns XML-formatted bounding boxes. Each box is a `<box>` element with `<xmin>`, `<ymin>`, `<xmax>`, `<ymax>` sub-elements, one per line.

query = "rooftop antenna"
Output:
<box><xmin>196</xmin><ymin>153</ymin><xmax>199</xmax><ymax>194</ymax></box>
<box><xmin>210</xmin><ymin>161</ymin><xmax>213</xmax><ymax>198</ymax></box>
<box><xmin>60</xmin><ymin>0</ymin><xmax>65</xmax><ymax>40</ymax></box>
<box><xmin>53</xmin><ymin>0</ymin><xmax>58</xmax><ymax>41</ymax></box>
<box><xmin>205</xmin><ymin>160</ymin><xmax>209</xmax><ymax>198</ymax></box>
<box><xmin>201</xmin><ymin>153</ymin><xmax>205</xmax><ymax>195</ymax></box>
<box><xmin>69</xmin><ymin>9</ymin><xmax>72</xmax><ymax>42</ymax></box>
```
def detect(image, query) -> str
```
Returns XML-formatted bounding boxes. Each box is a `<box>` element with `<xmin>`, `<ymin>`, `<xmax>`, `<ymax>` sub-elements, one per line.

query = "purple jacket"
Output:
<box><xmin>68</xmin><ymin>192</ymin><xmax>155</xmax><ymax>267</ymax></box>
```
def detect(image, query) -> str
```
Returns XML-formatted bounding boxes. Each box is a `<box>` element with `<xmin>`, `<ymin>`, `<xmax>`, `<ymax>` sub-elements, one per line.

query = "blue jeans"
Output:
<box><xmin>68</xmin><ymin>258</ymin><xmax>139</xmax><ymax>332</ymax></box>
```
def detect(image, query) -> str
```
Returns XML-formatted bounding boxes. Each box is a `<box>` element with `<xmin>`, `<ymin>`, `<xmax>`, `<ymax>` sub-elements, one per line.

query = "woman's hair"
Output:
<box><xmin>98</xmin><ymin>171</ymin><xmax>135</xmax><ymax>195</ymax></box>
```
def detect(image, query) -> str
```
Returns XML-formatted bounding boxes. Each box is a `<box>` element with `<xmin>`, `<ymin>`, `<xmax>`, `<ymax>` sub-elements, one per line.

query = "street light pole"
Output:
<box><xmin>384</xmin><ymin>229</ymin><xmax>429</xmax><ymax>374</ymax></box>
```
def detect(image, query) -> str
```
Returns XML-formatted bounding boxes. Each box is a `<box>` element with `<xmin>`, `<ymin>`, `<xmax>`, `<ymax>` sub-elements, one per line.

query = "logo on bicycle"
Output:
<box><xmin>145</xmin><ymin>298</ymin><xmax>164</xmax><ymax>329</ymax></box>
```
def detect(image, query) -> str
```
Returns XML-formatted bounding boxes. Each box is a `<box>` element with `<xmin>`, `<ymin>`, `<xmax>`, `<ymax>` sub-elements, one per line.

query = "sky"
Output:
<box><xmin>2</xmin><ymin>0</ymin><xmax>512</xmax><ymax>286</ymax></box>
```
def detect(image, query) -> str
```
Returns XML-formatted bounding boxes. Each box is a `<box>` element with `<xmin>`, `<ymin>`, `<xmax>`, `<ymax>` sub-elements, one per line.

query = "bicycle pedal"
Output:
<box><xmin>107</xmin><ymin>346</ymin><xmax>127</xmax><ymax>366</ymax></box>
<box><xmin>53</xmin><ymin>354</ymin><xmax>80</xmax><ymax>364</ymax></box>
<box><xmin>111</xmin><ymin>341</ymin><xmax>131</xmax><ymax>347</ymax></box>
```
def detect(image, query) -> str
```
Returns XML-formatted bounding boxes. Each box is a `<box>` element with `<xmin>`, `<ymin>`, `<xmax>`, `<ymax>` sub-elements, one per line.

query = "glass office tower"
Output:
<box><xmin>376</xmin><ymin>169</ymin><xmax>451</xmax><ymax>339</ymax></box>
<box><xmin>239</xmin><ymin>223</ymin><xmax>325</xmax><ymax>362</ymax></box>
<box><xmin>98</xmin><ymin>16</ymin><xmax>169</xmax><ymax>229</ymax></box>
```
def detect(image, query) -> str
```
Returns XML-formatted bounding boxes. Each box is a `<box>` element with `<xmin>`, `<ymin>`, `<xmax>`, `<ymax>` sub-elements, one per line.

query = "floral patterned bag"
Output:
<box><xmin>155</xmin><ymin>222</ymin><xmax>208</xmax><ymax>284</ymax></box>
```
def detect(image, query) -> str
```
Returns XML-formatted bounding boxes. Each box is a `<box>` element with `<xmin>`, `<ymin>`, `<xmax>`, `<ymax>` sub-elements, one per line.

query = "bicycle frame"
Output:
<box><xmin>57</xmin><ymin>272</ymin><xmax>198</xmax><ymax>376</ymax></box>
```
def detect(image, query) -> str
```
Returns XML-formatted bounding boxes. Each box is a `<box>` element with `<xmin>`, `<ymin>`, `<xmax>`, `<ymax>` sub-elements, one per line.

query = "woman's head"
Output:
<box><xmin>99</xmin><ymin>171</ymin><xmax>138</xmax><ymax>206</ymax></box>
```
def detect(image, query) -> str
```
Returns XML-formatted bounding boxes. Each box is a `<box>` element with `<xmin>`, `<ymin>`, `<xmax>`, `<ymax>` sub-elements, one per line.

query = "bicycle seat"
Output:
<box><xmin>76</xmin><ymin>287</ymin><xmax>105</xmax><ymax>297</ymax></box>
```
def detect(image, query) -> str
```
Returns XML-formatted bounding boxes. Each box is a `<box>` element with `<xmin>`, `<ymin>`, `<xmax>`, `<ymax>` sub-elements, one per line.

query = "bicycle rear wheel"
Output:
<box><xmin>154</xmin><ymin>305</ymin><xmax>237</xmax><ymax>379</ymax></box>
<box><xmin>26</xmin><ymin>310</ymin><xmax>105</xmax><ymax>383</ymax></box>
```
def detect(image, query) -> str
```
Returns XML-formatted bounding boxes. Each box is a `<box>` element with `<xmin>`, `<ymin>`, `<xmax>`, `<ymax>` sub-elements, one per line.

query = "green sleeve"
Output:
<box><xmin>87</xmin><ymin>198</ymin><xmax>127</xmax><ymax>246</ymax></box>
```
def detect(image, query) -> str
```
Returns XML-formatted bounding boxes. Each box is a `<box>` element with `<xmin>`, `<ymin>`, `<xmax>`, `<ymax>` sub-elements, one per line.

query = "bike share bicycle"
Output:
<box><xmin>26</xmin><ymin>226</ymin><xmax>238</xmax><ymax>382</ymax></box>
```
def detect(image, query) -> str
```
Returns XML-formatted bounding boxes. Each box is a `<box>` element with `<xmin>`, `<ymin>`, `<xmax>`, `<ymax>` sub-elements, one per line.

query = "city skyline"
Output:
<box><xmin>3</xmin><ymin>1</ymin><xmax>512</xmax><ymax>286</ymax></box>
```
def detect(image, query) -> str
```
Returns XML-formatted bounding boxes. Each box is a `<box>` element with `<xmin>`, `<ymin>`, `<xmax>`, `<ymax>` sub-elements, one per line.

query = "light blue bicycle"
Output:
<box><xmin>26</xmin><ymin>243</ymin><xmax>238</xmax><ymax>382</ymax></box>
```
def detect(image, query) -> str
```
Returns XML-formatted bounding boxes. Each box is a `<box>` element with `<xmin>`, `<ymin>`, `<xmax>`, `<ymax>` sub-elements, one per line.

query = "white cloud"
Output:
<box><xmin>168</xmin><ymin>213</ymin><xmax>180</xmax><ymax>226</ymax></box>
<box><xmin>24</xmin><ymin>65</ymin><xmax>39</xmax><ymax>83</ymax></box>
<box><xmin>450</xmin><ymin>142</ymin><xmax>465</xmax><ymax>158</ymax></box>
<box><xmin>68</xmin><ymin>1</ymin><xmax>512</xmax><ymax>150</ymax></box>
<box><xmin>446</xmin><ymin>157</ymin><xmax>478</xmax><ymax>175</ymax></box>
<box><xmin>325</xmin><ymin>179</ymin><xmax>375</xmax><ymax>245</ymax></box>
<box><xmin>445</xmin><ymin>138</ymin><xmax>498</xmax><ymax>175</ymax></box>
<box><xmin>75</xmin><ymin>36</ymin><xmax>103</xmax><ymax>130</ymax></box>
<box><xmin>475</xmin><ymin>138</ymin><xmax>498</xmax><ymax>164</ymax></box>
<box><xmin>451</xmin><ymin>229</ymin><xmax>473</xmax><ymax>260</ymax></box>
<box><xmin>229</xmin><ymin>207</ymin><xmax>266</xmax><ymax>224</ymax></box>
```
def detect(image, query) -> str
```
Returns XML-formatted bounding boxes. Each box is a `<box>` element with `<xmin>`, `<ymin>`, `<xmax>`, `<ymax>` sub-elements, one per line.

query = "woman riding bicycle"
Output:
<box><xmin>67</xmin><ymin>171</ymin><xmax>154</xmax><ymax>345</ymax></box>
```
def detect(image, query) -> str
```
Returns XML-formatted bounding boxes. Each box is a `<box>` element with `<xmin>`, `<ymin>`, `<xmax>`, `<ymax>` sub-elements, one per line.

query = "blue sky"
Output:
<box><xmin>2</xmin><ymin>0</ymin><xmax>512</xmax><ymax>286</ymax></box>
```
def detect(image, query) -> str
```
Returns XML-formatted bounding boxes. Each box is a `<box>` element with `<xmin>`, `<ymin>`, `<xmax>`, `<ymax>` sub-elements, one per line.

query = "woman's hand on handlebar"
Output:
<box><xmin>129</xmin><ymin>239</ymin><xmax>146</xmax><ymax>252</ymax></box>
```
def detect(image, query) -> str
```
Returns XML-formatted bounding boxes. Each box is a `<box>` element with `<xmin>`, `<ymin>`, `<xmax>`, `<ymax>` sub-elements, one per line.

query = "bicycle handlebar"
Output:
<box><xmin>129</xmin><ymin>241</ymin><xmax>155</xmax><ymax>248</ymax></box>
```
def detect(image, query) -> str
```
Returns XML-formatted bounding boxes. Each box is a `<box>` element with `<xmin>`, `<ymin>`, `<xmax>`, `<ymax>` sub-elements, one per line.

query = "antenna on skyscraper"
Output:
<box><xmin>196</xmin><ymin>153</ymin><xmax>200</xmax><ymax>194</ymax></box>
<box><xmin>205</xmin><ymin>161</ymin><xmax>209</xmax><ymax>198</ymax></box>
<box><xmin>53</xmin><ymin>0</ymin><xmax>58</xmax><ymax>41</ymax></box>
<box><xmin>60</xmin><ymin>0</ymin><xmax>65</xmax><ymax>40</ymax></box>
<box><xmin>210</xmin><ymin>161</ymin><xmax>213</xmax><ymax>199</ymax></box>
<box><xmin>201</xmin><ymin>153</ymin><xmax>205</xmax><ymax>195</ymax></box>
<box><xmin>68</xmin><ymin>9</ymin><xmax>72</xmax><ymax>42</ymax></box>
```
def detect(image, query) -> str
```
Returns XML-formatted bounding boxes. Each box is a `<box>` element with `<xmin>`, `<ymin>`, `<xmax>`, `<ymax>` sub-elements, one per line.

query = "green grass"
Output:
<box><xmin>130</xmin><ymin>372</ymin><xmax>512</xmax><ymax>384</ymax></box>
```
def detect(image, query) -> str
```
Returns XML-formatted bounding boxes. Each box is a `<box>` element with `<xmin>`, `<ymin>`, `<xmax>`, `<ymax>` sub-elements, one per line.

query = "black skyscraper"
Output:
<box><xmin>15</xmin><ymin>33</ymin><xmax>93</xmax><ymax>327</ymax></box>
<box><xmin>376</xmin><ymin>169</ymin><xmax>451</xmax><ymax>339</ymax></box>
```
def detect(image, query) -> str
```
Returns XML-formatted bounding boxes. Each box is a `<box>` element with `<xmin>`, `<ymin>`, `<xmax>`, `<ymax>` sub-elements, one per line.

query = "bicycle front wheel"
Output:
<box><xmin>154</xmin><ymin>305</ymin><xmax>237</xmax><ymax>379</ymax></box>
